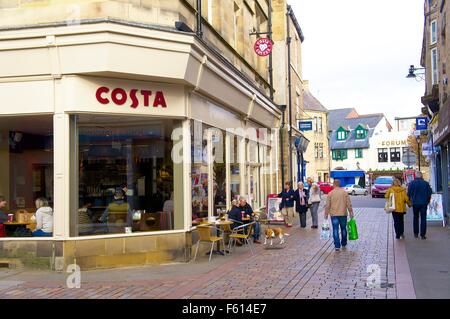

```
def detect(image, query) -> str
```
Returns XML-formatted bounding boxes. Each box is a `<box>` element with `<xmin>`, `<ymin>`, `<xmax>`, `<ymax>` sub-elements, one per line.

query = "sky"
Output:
<box><xmin>290</xmin><ymin>0</ymin><xmax>425</xmax><ymax>123</ymax></box>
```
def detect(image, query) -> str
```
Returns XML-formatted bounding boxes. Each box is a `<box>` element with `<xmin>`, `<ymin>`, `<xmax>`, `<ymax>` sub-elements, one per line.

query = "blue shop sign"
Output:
<box><xmin>416</xmin><ymin>117</ymin><xmax>428</xmax><ymax>131</ymax></box>
<box><xmin>299</xmin><ymin>121</ymin><xmax>313</xmax><ymax>131</ymax></box>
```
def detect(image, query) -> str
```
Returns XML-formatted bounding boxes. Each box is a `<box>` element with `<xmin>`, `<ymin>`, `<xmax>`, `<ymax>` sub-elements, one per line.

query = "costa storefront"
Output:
<box><xmin>0</xmin><ymin>21</ymin><xmax>280</xmax><ymax>270</ymax></box>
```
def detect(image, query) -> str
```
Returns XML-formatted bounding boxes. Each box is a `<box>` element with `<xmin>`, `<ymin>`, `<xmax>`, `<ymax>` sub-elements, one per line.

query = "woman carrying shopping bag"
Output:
<box><xmin>385</xmin><ymin>178</ymin><xmax>411</xmax><ymax>239</ymax></box>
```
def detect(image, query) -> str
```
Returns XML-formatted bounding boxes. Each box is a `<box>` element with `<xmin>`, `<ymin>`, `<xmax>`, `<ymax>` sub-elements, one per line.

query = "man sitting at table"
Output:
<box><xmin>239</xmin><ymin>196</ymin><xmax>261</xmax><ymax>244</ymax></box>
<box><xmin>228</xmin><ymin>199</ymin><xmax>242</xmax><ymax>229</ymax></box>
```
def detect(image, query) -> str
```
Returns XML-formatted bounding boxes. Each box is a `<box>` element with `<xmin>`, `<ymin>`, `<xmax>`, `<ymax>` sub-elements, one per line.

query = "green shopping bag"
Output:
<box><xmin>347</xmin><ymin>218</ymin><xmax>358</xmax><ymax>241</ymax></box>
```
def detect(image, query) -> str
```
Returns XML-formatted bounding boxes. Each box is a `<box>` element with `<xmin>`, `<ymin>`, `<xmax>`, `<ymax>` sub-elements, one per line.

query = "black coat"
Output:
<box><xmin>294</xmin><ymin>188</ymin><xmax>309</xmax><ymax>213</ymax></box>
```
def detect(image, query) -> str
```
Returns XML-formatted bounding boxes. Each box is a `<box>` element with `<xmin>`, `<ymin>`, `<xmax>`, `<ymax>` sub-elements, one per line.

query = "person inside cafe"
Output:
<box><xmin>33</xmin><ymin>197</ymin><xmax>54</xmax><ymax>237</ymax></box>
<box><xmin>239</xmin><ymin>196</ymin><xmax>261</xmax><ymax>244</ymax></box>
<box><xmin>0</xmin><ymin>195</ymin><xmax>8</xmax><ymax>237</ymax></box>
<box><xmin>99</xmin><ymin>189</ymin><xmax>132</xmax><ymax>231</ymax></box>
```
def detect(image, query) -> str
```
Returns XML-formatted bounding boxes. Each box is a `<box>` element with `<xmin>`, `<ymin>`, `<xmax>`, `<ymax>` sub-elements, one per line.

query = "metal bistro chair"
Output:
<box><xmin>193</xmin><ymin>224</ymin><xmax>227</xmax><ymax>262</ymax></box>
<box><xmin>228</xmin><ymin>221</ymin><xmax>256</xmax><ymax>255</ymax></box>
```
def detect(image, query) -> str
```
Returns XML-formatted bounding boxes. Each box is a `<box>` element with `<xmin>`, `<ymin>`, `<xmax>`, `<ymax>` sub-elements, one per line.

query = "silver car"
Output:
<box><xmin>344</xmin><ymin>184</ymin><xmax>368</xmax><ymax>196</ymax></box>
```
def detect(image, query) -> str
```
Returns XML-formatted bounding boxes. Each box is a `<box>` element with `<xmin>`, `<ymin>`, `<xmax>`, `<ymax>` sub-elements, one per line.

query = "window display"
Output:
<box><xmin>76</xmin><ymin>116</ymin><xmax>182</xmax><ymax>236</ymax></box>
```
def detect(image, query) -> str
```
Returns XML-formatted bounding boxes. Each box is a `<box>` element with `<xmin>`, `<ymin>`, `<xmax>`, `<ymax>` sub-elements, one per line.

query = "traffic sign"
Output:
<box><xmin>416</xmin><ymin>117</ymin><xmax>428</xmax><ymax>131</ymax></box>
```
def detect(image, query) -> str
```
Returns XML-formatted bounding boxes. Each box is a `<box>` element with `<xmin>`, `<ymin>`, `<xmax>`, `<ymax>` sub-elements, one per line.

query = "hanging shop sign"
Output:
<box><xmin>254</xmin><ymin>38</ymin><xmax>273</xmax><ymax>57</ymax></box>
<box><xmin>299</xmin><ymin>120</ymin><xmax>313</xmax><ymax>131</ymax></box>
<box><xmin>415</xmin><ymin>117</ymin><xmax>429</xmax><ymax>131</ymax></box>
<box><xmin>95</xmin><ymin>86</ymin><xmax>167</xmax><ymax>108</ymax></box>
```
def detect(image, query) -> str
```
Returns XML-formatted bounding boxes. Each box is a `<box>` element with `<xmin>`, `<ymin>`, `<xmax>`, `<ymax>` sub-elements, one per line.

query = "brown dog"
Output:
<box><xmin>264</xmin><ymin>227</ymin><xmax>289</xmax><ymax>246</ymax></box>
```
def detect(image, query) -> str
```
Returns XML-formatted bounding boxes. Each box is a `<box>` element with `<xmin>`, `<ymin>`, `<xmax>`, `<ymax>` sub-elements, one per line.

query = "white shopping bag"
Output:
<box><xmin>320</xmin><ymin>219</ymin><xmax>331</xmax><ymax>240</ymax></box>
<box><xmin>384</xmin><ymin>192</ymin><xmax>396</xmax><ymax>213</ymax></box>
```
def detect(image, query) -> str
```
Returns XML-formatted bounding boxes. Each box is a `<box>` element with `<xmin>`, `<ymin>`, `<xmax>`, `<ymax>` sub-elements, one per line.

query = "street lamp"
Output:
<box><xmin>406</xmin><ymin>65</ymin><xmax>426</xmax><ymax>81</ymax></box>
<box><xmin>415</xmin><ymin>134</ymin><xmax>422</xmax><ymax>171</ymax></box>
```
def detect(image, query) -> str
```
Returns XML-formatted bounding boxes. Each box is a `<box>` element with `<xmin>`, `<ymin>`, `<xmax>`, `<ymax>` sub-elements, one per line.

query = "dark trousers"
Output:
<box><xmin>392</xmin><ymin>212</ymin><xmax>404</xmax><ymax>238</ymax></box>
<box><xmin>299</xmin><ymin>212</ymin><xmax>307</xmax><ymax>227</ymax></box>
<box><xmin>413</xmin><ymin>205</ymin><xmax>428</xmax><ymax>237</ymax></box>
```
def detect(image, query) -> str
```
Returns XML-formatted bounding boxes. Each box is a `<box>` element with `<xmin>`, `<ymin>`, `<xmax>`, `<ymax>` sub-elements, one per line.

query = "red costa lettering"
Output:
<box><xmin>96</xmin><ymin>87</ymin><xmax>110</xmax><ymax>104</ymax></box>
<box><xmin>95</xmin><ymin>86</ymin><xmax>167</xmax><ymax>109</ymax></box>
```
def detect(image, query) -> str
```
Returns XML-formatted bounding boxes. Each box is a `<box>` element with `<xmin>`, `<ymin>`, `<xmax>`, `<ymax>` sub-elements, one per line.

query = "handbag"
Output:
<box><xmin>347</xmin><ymin>218</ymin><xmax>358</xmax><ymax>241</ymax></box>
<box><xmin>384</xmin><ymin>192</ymin><xmax>396</xmax><ymax>213</ymax></box>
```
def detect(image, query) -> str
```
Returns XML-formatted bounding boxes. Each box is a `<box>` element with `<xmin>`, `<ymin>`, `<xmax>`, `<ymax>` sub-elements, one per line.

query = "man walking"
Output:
<box><xmin>407</xmin><ymin>171</ymin><xmax>432</xmax><ymax>239</ymax></box>
<box><xmin>324</xmin><ymin>180</ymin><xmax>354</xmax><ymax>251</ymax></box>
<box><xmin>278</xmin><ymin>181</ymin><xmax>296</xmax><ymax>227</ymax></box>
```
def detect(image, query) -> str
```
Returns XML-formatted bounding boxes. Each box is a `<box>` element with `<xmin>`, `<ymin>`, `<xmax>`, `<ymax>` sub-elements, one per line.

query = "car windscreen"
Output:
<box><xmin>374</xmin><ymin>178</ymin><xmax>393</xmax><ymax>184</ymax></box>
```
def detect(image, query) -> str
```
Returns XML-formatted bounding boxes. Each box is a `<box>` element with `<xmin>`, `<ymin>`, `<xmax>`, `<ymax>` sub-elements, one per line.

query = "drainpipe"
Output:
<box><xmin>286</xmin><ymin>5</ymin><xmax>293</xmax><ymax>184</ymax></box>
<box><xmin>268</xmin><ymin>0</ymin><xmax>274</xmax><ymax>100</ymax></box>
<box><xmin>196</xmin><ymin>0</ymin><xmax>203</xmax><ymax>38</ymax></box>
<box><xmin>279</xmin><ymin>105</ymin><xmax>287</xmax><ymax>187</ymax></box>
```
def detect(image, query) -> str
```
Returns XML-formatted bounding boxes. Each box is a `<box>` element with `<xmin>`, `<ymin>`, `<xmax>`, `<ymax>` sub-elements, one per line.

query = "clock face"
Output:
<box><xmin>254</xmin><ymin>38</ymin><xmax>273</xmax><ymax>56</ymax></box>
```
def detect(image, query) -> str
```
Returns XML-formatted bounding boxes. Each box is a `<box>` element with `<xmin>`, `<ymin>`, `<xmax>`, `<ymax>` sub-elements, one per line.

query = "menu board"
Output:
<box><xmin>266</xmin><ymin>194</ymin><xmax>285</xmax><ymax>223</ymax></box>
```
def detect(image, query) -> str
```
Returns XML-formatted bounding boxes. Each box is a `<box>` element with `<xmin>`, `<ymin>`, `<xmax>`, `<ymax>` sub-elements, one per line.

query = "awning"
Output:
<box><xmin>330</xmin><ymin>170</ymin><xmax>365</xmax><ymax>178</ymax></box>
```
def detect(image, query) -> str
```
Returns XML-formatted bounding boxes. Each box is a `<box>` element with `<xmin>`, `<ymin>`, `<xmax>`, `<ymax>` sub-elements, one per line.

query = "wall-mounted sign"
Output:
<box><xmin>416</xmin><ymin>117</ymin><xmax>428</xmax><ymax>131</ymax></box>
<box><xmin>95</xmin><ymin>86</ymin><xmax>167</xmax><ymax>108</ymax></box>
<box><xmin>299</xmin><ymin>121</ymin><xmax>313</xmax><ymax>131</ymax></box>
<box><xmin>254</xmin><ymin>38</ymin><xmax>273</xmax><ymax>57</ymax></box>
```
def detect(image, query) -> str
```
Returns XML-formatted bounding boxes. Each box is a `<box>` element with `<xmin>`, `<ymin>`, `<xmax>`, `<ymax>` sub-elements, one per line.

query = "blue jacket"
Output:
<box><xmin>278</xmin><ymin>189</ymin><xmax>296</xmax><ymax>208</ymax></box>
<box><xmin>0</xmin><ymin>210</ymin><xmax>7</xmax><ymax>224</ymax></box>
<box><xmin>228</xmin><ymin>205</ymin><xmax>242</xmax><ymax>222</ymax></box>
<box><xmin>407</xmin><ymin>178</ymin><xmax>432</xmax><ymax>206</ymax></box>
<box><xmin>240</xmin><ymin>203</ymin><xmax>254</xmax><ymax>220</ymax></box>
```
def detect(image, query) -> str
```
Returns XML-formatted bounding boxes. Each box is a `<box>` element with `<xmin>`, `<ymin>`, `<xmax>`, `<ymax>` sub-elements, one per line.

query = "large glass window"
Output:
<box><xmin>211</xmin><ymin>128</ymin><xmax>226</xmax><ymax>216</ymax></box>
<box><xmin>230</xmin><ymin>135</ymin><xmax>241</xmax><ymax>200</ymax></box>
<box><xmin>0</xmin><ymin>115</ymin><xmax>54</xmax><ymax>237</ymax></box>
<box><xmin>191</xmin><ymin>121</ymin><xmax>209</xmax><ymax>222</ymax></box>
<box><xmin>76</xmin><ymin>115</ymin><xmax>182</xmax><ymax>236</ymax></box>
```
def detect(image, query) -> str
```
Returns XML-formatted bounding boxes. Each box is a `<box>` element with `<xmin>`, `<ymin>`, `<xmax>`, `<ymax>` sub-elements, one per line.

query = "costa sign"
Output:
<box><xmin>254</xmin><ymin>38</ymin><xmax>272</xmax><ymax>57</ymax></box>
<box><xmin>95</xmin><ymin>86</ymin><xmax>167</xmax><ymax>108</ymax></box>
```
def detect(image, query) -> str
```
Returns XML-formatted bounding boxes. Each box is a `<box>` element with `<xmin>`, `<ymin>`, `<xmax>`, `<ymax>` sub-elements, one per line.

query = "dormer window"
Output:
<box><xmin>355</xmin><ymin>125</ymin><xmax>367</xmax><ymax>140</ymax></box>
<box><xmin>336</xmin><ymin>127</ymin><xmax>348</xmax><ymax>141</ymax></box>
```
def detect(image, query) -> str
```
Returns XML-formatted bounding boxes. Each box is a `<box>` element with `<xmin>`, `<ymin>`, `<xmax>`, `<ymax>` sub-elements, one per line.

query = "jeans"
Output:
<box><xmin>331</xmin><ymin>216</ymin><xmax>347</xmax><ymax>249</ymax></box>
<box><xmin>299</xmin><ymin>212</ymin><xmax>307</xmax><ymax>227</ymax></box>
<box><xmin>310</xmin><ymin>202</ymin><xmax>320</xmax><ymax>227</ymax></box>
<box><xmin>392</xmin><ymin>212</ymin><xmax>405</xmax><ymax>238</ymax></box>
<box><xmin>33</xmin><ymin>229</ymin><xmax>52</xmax><ymax>237</ymax></box>
<box><xmin>253</xmin><ymin>221</ymin><xmax>260</xmax><ymax>240</ymax></box>
<box><xmin>413</xmin><ymin>204</ymin><xmax>428</xmax><ymax>237</ymax></box>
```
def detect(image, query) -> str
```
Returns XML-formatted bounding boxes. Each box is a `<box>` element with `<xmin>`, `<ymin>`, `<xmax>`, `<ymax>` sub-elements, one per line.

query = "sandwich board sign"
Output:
<box><xmin>427</xmin><ymin>193</ymin><xmax>445</xmax><ymax>227</ymax></box>
<box><xmin>266</xmin><ymin>194</ymin><xmax>285</xmax><ymax>223</ymax></box>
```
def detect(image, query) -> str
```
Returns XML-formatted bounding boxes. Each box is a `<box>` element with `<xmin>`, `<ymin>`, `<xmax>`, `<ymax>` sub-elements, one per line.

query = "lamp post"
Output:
<box><xmin>406</xmin><ymin>65</ymin><xmax>426</xmax><ymax>81</ymax></box>
<box><xmin>416</xmin><ymin>135</ymin><xmax>422</xmax><ymax>172</ymax></box>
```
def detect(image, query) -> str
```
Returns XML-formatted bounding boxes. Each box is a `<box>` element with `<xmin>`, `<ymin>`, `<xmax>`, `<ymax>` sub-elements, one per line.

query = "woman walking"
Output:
<box><xmin>294</xmin><ymin>182</ymin><xmax>309</xmax><ymax>228</ymax></box>
<box><xmin>278</xmin><ymin>181</ymin><xmax>296</xmax><ymax>227</ymax></box>
<box><xmin>308</xmin><ymin>181</ymin><xmax>321</xmax><ymax>229</ymax></box>
<box><xmin>385</xmin><ymin>178</ymin><xmax>411</xmax><ymax>239</ymax></box>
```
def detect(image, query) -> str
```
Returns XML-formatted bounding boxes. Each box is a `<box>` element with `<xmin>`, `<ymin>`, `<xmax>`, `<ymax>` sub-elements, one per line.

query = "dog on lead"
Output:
<box><xmin>264</xmin><ymin>228</ymin><xmax>290</xmax><ymax>246</ymax></box>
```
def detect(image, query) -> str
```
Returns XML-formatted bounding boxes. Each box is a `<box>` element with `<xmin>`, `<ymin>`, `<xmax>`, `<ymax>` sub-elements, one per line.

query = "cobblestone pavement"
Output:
<box><xmin>0</xmin><ymin>206</ymin><xmax>412</xmax><ymax>299</ymax></box>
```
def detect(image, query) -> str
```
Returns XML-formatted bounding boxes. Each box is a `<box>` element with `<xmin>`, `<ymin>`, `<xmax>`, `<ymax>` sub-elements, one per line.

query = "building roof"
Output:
<box><xmin>328</xmin><ymin>109</ymin><xmax>386</xmax><ymax>150</ymax></box>
<box><xmin>303</xmin><ymin>90</ymin><xmax>328</xmax><ymax>112</ymax></box>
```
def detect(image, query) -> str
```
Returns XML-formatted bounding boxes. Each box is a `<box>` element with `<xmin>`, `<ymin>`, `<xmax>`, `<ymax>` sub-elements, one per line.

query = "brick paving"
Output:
<box><xmin>0</xmin><ymin>206</ymin><xmax>411</xmax><ymax>299</ymax></box>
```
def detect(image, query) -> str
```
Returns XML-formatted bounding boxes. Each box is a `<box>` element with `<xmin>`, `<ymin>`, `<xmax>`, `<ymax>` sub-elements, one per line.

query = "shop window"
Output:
<box><xmin>0</xmin><ymin>115</ymin><xmax>54</xmax><ymax>237</ymax></box>
<box><xmin>230</xmin><ymin>135</ymin><xmax>241</xmax><ymax>200</ymax></box>
<box><xmin>76</xmin><ymin>115</ymin><xmax>183</xmax><ymax>236</ymax></box>
<box><xmin>211</xmin><ymin>128</ymin><xmax>226</xmax><ymax>216</ymax></box>
<box><xmin>191</xmin><ymin>120</ymin><xmax>209</xmax><ymax>223</ymax></box>
<box><xmin>390</xmin><ymin>147</ymin><xmax>401</xmax><ymax>163</ymax></box>
<box><xmin>378</xmin><ymin>148</ymin><xmax>389</xmax><ymax>162</ymax></box>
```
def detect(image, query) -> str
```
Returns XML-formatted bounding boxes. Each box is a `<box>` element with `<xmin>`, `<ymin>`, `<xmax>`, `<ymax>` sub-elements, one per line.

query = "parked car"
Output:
<box><xmin>371</xmin><ymin>176</ymin><xmax>394</xmax><ymax>198</ymax></box>
<box><xmin>317</xmin><ymin>182</ymin><xmax>334</xmax><ymax>195</ymax></box>
<box><xmin>344</xmin><ymin>184</ymin><xmax>368</xmax><ymax>196</ymax></box>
